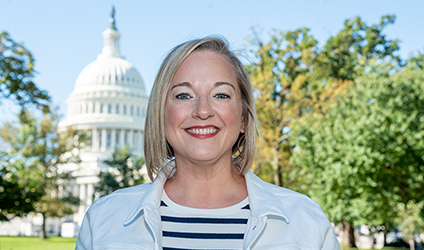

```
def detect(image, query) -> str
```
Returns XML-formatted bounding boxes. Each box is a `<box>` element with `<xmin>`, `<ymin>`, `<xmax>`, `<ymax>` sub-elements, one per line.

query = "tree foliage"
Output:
<box><xmin>94</xmin><ymin>146</ymin><xmax>145</xmax><ymax>199</ymax></box>
<box><xmin>290</xmin><ymin>64</ymin><xmax>424</xmax><ymax>244</ymax></box>
<box><xmin>246</xmin><ymin>15</ymin><xmax>404</xmax><ymax>248</ymax></box>
<box><xmin>0</xmin><ymin>109</ymin><xmax>88</xmax><ymax>238</ymax></box>
<box><xmin>396</xmin><ymin>200</ymin><xmax>424</xmax><ymax>250</ymax></box>
<box><xmin>0</xmin><ymin>31</ymin><xmax>50</xmax><ymax>112</ymax></box>
<box><xmin>247</xmin><ymin>15</ymin><xmax>400</xmax><ymax>187</ymax></box>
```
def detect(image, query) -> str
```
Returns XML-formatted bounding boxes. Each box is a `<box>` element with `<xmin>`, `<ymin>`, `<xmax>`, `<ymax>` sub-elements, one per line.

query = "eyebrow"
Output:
<box><xmin>170</xmin><ymin>82</ymin><xmax>191</xmax><ymax>90</ymax></box>
<box><xmin>215</xmin><ymin>81</ymin><xmax>236</xmax><ymax>90</ymax></box>
<box><xmin>170</xmin><ymin>81</ymin><xmax>235</xmax><ymax>90</ymax></box>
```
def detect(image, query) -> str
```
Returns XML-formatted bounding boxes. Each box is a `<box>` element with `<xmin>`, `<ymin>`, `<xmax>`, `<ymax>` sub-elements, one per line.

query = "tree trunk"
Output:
<box><xmin>383</xmin><ymin>226</ymin><xmax>387</xmax><ymax>245</ymax></box>
<box><xmin>39</xmin><ymin>213</ymin><xmax>47</xmax><ymax>240</ymax></box>
<box><xmin>272</xmin><ymin>149</ymin><xmax>282</xmax><ymax>186</ymax></box>
<box><xmin>409</xmin><ymin>237</ymin><xmax>415</xmax><ymax>250</ymax></box>
<box><xmin>341</xmin><ymin>220</ymin><xmax>356</xmax><ymax>248</ymax></box>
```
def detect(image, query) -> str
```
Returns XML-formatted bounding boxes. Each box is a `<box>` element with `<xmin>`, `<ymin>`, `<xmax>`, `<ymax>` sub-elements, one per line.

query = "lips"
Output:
<box><xmin>185</xmin><ymin>126</ymin><xmax>220</xmax><ymax>138</ymax></box>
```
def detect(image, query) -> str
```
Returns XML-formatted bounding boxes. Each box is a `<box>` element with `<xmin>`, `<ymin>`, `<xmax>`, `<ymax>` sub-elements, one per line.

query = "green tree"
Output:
<box><xmin>0</xmin><ymin>154</ymin><xmax>42</xmax><ymax>221</ymax></box>
<box><xmin>396</xmin><ymin>201</ymin><xmax>424</xmax><ymax>250</ymax></box>
<box><xmin>246</xmin><ymin>15</ymin><xmax>402</xmax><ymax>248</ymax></box>
<box><xmin>0</xmin><ymin>31</ymin><xmax>50</xmax><ymax>112</ymax></box>
<box><xmin>0</xmin><ymin>109</ymin><xmax>88</xmax><ymax>239</ymax></box>
<box><xmin>94</xmin><ymin>146</ymin><xmax>145</xmax><ymax>199</ymax></box>
<box><xmin>290</xmin><ymin>65</ymin><xmax>424</xmax><ymax>248</ymax></box>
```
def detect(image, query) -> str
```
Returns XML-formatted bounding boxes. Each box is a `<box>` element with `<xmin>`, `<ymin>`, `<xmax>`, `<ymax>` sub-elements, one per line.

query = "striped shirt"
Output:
<box><xmin>160</xmin><ymin>191</ymin><xmax>250</xmax><ymax>250</ymax></box>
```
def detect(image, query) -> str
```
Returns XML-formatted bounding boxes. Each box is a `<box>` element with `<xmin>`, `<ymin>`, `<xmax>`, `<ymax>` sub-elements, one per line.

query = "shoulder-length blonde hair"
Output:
<box><xmin>144</xmin><ymin>36</ymin><xmax>258</xmax><ymax>181</ymax></box>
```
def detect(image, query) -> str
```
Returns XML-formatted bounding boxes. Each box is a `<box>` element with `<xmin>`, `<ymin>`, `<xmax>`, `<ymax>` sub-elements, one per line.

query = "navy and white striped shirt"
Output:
<box><xmin>160</xmin><ymin>191</ymin><xmax>250</xmax><ymax>250</ymax></box>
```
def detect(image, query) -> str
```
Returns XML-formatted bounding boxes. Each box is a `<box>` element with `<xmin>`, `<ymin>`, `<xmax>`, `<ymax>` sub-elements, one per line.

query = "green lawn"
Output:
<box><xmin>344</xmin><ymin>248</ymin><xmax>404</xmax><ymax>250</ymax></box>
<box><xmin>0</xmin><ymin>237</ymin><xmax>407</xmax><ymax>250</ymax></box>
<box><xmin>0</xmin><ymin>237</ymin><xmax>76</xmax><ymax>250</ymax></box>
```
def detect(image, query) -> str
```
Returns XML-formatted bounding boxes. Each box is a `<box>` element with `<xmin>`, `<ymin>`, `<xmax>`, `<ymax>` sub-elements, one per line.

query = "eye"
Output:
<box><xmin>215</xmin><ymin>93</ymin><xmax>230</xmax><ymax>99</ymax></box>
<box><xmin>176</xmin><ymin>93</ymin><xmax>191</xmax><ymax>99</ymax></box>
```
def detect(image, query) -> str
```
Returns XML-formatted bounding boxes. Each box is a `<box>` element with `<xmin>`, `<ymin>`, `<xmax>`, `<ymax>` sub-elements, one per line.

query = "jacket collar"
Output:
<box><xmin>123</xmin><ymin>165</ymin><xmax>289</xmax><ymax>226</ymax></box>
<box><xmin>244</xmin><ymin>170</ymin><xmax>289</xmax><ymax>223</ymax></box>
<box><xmin>123</xmin><ymin>165</ymin><xmax>168</xmax><ymax>226</ymax></box>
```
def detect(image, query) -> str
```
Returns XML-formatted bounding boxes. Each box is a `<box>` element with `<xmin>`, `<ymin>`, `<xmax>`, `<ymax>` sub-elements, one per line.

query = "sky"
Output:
<box><xmin>1</xmin><ymin>0</ymin><xmax>423</xmax><ymax>122</ymax></box>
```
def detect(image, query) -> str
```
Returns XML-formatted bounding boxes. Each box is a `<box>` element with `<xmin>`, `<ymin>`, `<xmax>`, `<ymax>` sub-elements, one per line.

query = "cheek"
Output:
<box><xmin>216</xmin><ymin>103</ymin><xmax>243</xmax><ymax>128</ymax></box>
<box><xmin>164</xmin><ymin>104</ymin><xmax>187</xmax><ymax>130</ymax></box>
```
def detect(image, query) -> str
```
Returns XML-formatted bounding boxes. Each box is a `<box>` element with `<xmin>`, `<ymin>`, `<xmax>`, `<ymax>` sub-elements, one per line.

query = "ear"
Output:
<box><xmin>240</xmin><ymin>116</ymin><xmax>245</xmax><ymax>133</ymax></box>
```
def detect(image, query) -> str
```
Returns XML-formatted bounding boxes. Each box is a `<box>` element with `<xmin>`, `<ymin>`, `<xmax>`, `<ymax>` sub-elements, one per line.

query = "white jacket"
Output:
<box><xmin>76</xmin><ymin>169</ymin><xmax>341</xmax><ymax>250</ymax></box>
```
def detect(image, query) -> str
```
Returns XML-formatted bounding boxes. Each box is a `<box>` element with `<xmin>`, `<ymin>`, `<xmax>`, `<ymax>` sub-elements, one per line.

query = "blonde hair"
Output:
<box><xmin>144</xmin><ymin>36</ymin><xmax>258</xmax><ymax>180</ymax></box>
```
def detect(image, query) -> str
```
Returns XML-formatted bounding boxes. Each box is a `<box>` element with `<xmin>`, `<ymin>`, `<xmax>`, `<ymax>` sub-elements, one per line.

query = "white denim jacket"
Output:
<box><xmin>76</xmin><ymin>168</ymin><xmax>341</xmax><ymax>250</ymax></box>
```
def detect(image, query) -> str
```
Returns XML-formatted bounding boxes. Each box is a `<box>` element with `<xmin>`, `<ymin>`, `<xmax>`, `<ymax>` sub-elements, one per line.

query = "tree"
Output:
<box><xmin>290</xmin><ymin>64</ymin><xmax>424</xmax><ymax>248</ymax></box>
<box><xmin>396</xmin><ymin>201</ymin><xmax>424</xmax><ymax>250</ymax></box>
<box><xmin>246</xmin><ymin>15</ymin><xmax>402</xmax><ymax>248</ymax></box>
<box><xmin>0</xmin><ymin>31</ymin><xmax>50</xmax><ymax>112</ymax></box>
<box><xmin>0</xmin><ymin>153</ymin><xmax>42</xmax><ymax>221</ymax></box>
<box><xmin>94</xmin><ymin>146</ymin><xmax>145</xmax><ymax>199</ymax></box>
<box><xmin>0</xmin><ymin>109</ymin><xmax>88</xmax><ymax>239</ymax></box>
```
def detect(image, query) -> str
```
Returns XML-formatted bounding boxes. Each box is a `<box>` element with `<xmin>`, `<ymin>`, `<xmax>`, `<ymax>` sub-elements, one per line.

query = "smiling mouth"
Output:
<box><xmin>186</xmin><ymin>128</ymin><xmax>219</xmax><ymax>135</ymax></box>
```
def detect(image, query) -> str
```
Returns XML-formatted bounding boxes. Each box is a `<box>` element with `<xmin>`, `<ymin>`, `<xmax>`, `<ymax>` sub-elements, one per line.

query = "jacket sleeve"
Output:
<box><xmin>321</xmin><ymin>224</ymin><xmax>341</xmax><ymax>250</ymax></box>
<box><xmin>75</xmin><ymin>208</ymin><xmax>94</xmax><ymax>250</ymax></box>
<box><xmin>313</xmin><ymin>204</ymin><xmax>341</xmax><ymax>250</ymax></box>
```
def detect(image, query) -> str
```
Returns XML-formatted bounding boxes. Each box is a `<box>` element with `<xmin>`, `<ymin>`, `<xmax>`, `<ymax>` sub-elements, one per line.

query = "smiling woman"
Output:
<box><xmin>75</xmin><ymin>36</ymin><xmax>341</xmax><ymax>250</ymax></box>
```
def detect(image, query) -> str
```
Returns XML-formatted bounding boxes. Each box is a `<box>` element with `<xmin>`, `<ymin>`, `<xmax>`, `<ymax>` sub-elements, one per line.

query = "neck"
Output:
<box><xmin>164</xmin><ymin>157</ymin><xmax>247</xmax><ymax>209</ymax></box>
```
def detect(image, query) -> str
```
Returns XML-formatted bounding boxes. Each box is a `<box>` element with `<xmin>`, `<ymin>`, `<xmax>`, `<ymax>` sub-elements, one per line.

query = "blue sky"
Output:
<box><xmin>1</xmin><ymin>0</ymin><xmax>423</xmax><ymax>121</ymax></box>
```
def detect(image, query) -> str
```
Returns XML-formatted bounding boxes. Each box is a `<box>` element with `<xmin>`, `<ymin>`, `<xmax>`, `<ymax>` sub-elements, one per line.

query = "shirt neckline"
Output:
<box><xmin>162</xmin><ymin>190</ymin><xmax>249</xmax><ymax>215</ymax></box>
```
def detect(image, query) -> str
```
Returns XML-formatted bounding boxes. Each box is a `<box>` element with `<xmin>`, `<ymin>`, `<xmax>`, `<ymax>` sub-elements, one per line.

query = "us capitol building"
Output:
<box><xmin>0</xmin><ymin>11</ymin><xmax>149</xmax><ymax>237</ymax></box>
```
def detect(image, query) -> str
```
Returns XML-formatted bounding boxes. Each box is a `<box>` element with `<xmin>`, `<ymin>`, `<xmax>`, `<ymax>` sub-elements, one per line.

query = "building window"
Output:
<box><xmin>115</xmin><ymin>132</ymin><xmax>119</xmax><ymax>148</ymax></box>
<box><xmin>137</xmin><ymin>107</ymin><xmax>140</xmax><ymax>117</ymax></box>
<box><xmin>107</xmin><ymin>132</ymin><xmax>111</xmax><ymax>148</ymax></box>
<box><xmin>100</xmin><ymin>104</ymin><xmax>104</xmax><ymax>113</ymax></box>
<box><xmin>124</xmin><ymin>131</ymin><xmax>127</xmax><ymax>145</ymax></box>
<box><xmin>92</xmin><ymin>103</ymin><xmax>95</xmax><ymax>113</ymax></box>
<box><xmin>86</xmin><ymin>104</ymin><xmax>89</xmax><ymax>113</ymax></box>
<box><xmin>116</xmin><ymin>104</ymin><xmax>119</xmax><ymax>114</ymax></box>
<box><xmin>142</xmin><ymin>107</ymin><xmax>145</xmax><ymax>117</ymax></box>
<box><xmin>130</xmin><ymin>106</ymin><xmax>134</xmax><ymax>116</ymax></box>
<box><xmin>123</xmin><ymin>105</ymin><xmax>127</xmax><ymax>115</ymax></box>
<box><xmin>108</xmin><ymin>104</ymin><xmax>112</xmax><ymax>114</ymax></box>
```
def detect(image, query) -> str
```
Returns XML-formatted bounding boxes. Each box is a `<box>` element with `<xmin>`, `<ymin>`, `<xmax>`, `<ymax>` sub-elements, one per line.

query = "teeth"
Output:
<box><xmin>187</xmin><ymin>128</ymin><xmax>218</xmax><ymax>135</ymax></box>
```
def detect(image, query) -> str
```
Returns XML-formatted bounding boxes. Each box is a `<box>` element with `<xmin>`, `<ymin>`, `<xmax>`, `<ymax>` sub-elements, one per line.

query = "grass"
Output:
<box><xmin>0</xmin><ymin>237</ymin><xmax>409</xmax><ymax>250</ymax></box>
<box><xmin>344</xmin><ymin>248</ymin><xmax>404</xmax><ymax>250</ymax></box>
<box><xmin>0</xmin><ymin>237</ymin><xmax>76</xmax><ymax>250</ymax></box>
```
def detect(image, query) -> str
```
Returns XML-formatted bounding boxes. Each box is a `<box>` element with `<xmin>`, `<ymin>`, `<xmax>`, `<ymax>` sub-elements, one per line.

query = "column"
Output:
<box><xmin>129</xmin><ymin>130</ymin><xmax>134</xmax><ymax>149</ymax></box>
<box><xmin>111</xmin><ymin>128</ymin><xmax>116</xmax><ymax>149</ymax></box>
<box><xmin>86</xmin><ymin>184</ymin><xmax>93</xmax><ymax>207</ymax></box>
<box><xmin>136</xmin><ymin>130</ymin><xmax>142</xmax><ymax>152</ymax></box>
<box><xmin>92</xmin><ymin>128</ymin><xmax>98</xmax><ymax>151</ymax></box>
<box><xmin>78</xmin><ymin>184</ymin><xmax>86</xmax><ymax>214</ymax></box>
<box><xmin>101</xmin><ymin>128</ymin><xmax>107</xmax><ymax>151</ymax></box>
<box><xmin>120</xmin><ymin>129</ymin><xmax>125</xmax><ymax>147</ymax></box>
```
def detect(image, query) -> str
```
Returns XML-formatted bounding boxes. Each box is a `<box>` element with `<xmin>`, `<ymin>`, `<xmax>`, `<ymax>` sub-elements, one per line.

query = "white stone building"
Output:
<box><xmin>59</xmin><ymin>12</ymin><xmax>148</xmax><ymax>229</ymax></box>
<box><xmin>0</xmin><ymin>12</ymin><xmax>148</xmax><ymax>237</ymax></box>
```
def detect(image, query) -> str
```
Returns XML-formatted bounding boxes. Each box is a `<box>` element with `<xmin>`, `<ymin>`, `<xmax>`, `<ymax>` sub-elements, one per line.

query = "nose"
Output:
<box><xmin>192</xmin><ymin>97</ymin><xmax>214</xmax><ymax>120</ymax></box>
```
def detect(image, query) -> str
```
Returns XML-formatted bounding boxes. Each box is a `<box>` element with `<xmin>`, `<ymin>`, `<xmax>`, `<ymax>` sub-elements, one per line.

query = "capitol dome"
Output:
<box><xmin>72</xmin><ymin>26</ymin><xmax>146</xmax><ymax>95</ymax></box>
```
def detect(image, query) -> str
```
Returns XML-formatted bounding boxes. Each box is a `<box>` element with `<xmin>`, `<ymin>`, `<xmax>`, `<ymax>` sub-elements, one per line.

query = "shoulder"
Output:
<box><xmin>95</xmin><ymin>182</ymin><xmax>152</xmax><ymax>204</ymax></box>
<box><xmin>264</xmin><ymin>179</ymin><xmax>320</xmax><ymax>208</ymax></box>
<box><xmin>247</xmin><ymin>171</ymin><xmax>330</xmax><ymax>224</ymax></box>
<box><xmin>85</xmin><ymin>182</ymin><xmax>153</xmax><ymax>221</ymax></box>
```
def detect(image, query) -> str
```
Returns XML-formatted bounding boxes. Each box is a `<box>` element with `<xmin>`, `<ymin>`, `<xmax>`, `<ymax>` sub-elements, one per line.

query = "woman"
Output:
<box><xmin>76</xmin><ymin>36</ymin><xmax>341</xmax><ymax>250</ymax></box>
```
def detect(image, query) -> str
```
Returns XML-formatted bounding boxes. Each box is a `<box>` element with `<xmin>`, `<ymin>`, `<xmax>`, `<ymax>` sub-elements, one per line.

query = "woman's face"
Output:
<box><xmin>164</xmin><ymin>50</ymin><xmax>244</xmax><ymax>164</ymax></box>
